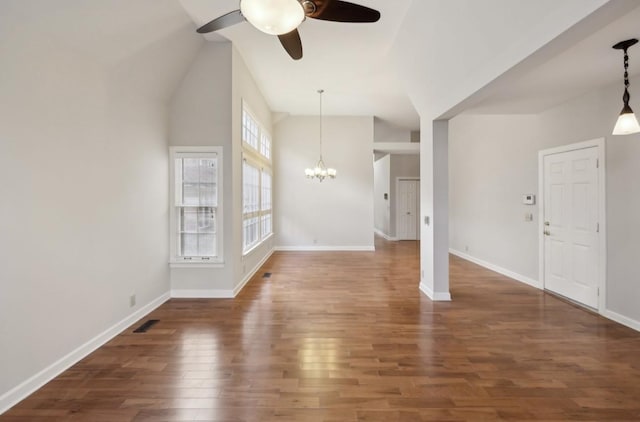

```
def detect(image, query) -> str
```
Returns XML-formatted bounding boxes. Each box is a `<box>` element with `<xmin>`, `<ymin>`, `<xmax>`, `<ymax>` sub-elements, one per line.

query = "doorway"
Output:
<box><xmin>396</xmin><ymin>178</ymin><xmax>420</xmax><ymax>240</ymax></box>
<box><xmin>538</xmin><ymin>139</ymin><xmax>605</xmax><ymax>310</ymax></box>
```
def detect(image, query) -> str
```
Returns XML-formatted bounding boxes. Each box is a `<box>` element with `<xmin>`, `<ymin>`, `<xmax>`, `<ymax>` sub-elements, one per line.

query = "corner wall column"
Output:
<box><xmin>419</xmin><ymin>118</ymin><xmax>451</xmax><ymax>300</ymax></box>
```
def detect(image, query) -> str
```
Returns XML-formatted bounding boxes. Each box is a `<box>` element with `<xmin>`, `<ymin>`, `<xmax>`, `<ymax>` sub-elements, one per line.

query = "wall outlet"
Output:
<box><xmin>129</xmin><ymin>294</ymin><xmax>136</xmax><ymax>308</ymax></box>
<box><xmin>525</xmin><ymin>213</ymin><xmax>534</xmax><ymax>222</ymax></box>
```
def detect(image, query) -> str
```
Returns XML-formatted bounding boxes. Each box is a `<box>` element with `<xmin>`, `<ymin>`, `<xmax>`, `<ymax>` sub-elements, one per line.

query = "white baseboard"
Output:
<box><xmin>274</xmin><ymin>245</ymin><xmax>375</xmax><ymax>252</ymax></box>
<box><xmin>449</xmin><ymin>249</ymin><xmax>542</xmax><ymax>289</ymax></box>
<box><xmin>234</xmin><ymin>249</ymin><xmax>274</xmax><ymax>297</ymax></box>
<box><xmin>171</xmin><ymin>249</ymin><xmax>275</xmax><ymax>299</ymax></box>
<box><xmin>419</xmin><ymin>282</ymin><xmax>452</xmax><ymax>301</ymax></box>
<box><xmin>0</xmin><ymin>292</ymin><xmax>170</xmax><ymax>415</ymax></box>
<box><xmin>602</xmin><ymin>309</ymin><xmax>640</xmax><ymax>332</ymax></box>
<box><xmin>170</xmin><ymin>289</ymin><xmax>234</xmax><ymax>299</ymax></box>
<box><xmin>374</xmin><ymin>228</ymin><xmax>398</xmax><ymax>241</ymax></box>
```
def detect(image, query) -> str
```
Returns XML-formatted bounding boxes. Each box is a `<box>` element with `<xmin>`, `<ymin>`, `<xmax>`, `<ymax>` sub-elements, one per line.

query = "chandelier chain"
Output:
<box><xmin>318</xmin><ymin>89</ymin><xmax>324</xmax><ymax>160</ymax></box>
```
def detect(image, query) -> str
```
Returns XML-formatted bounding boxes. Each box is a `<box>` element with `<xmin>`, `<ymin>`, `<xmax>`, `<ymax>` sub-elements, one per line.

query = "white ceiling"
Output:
<box><xmin>5</xmin><ymin>1</ymin><xmax>639</xmax><ymax>130</ymax></box>
<box><xmin>178</xmin><ymin>0</ymin><xmax>419</xmax><ymax>129</ymax></box>
<box><xmin>178</xmin><ymin>0</ymin><xmax>640</xmax><ymax>128</ymax></box>
<box><xmin>465</xmin><ymin>4</ymin><xmax>640</xmax><ymax>114</ymax></box>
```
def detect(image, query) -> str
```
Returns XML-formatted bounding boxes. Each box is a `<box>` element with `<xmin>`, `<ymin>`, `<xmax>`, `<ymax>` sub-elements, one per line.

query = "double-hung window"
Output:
<box><xmin>170</xmin><ymin>147</ymin><xmax>223</xmax><ymax>265</ymax></box>
<box><xmin>242</xmin><ymin>102</ymin><xmax>273</xmax><ymax>254</ymax></box>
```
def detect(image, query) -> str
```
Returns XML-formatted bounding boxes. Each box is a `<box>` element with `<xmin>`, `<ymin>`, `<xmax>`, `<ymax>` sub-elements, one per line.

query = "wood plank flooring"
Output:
<box><xmin>3</xmin><ymin>237</ymin><xmax>640</xmax><ymax>421</ymax></box>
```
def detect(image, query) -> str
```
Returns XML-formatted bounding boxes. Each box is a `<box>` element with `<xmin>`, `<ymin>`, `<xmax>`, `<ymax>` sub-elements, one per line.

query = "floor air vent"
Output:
<box><xmin>133</xmin><ymin>319</ymin><xmax>159</xmax><ymax>333</ymax></box>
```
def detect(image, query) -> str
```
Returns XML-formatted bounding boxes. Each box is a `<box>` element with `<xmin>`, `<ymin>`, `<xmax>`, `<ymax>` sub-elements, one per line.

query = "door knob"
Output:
<box><xmin>544</xmin><ymin>221</ymin><xmax>550</xmax><ymax>226</ymax></box>
<box><xmin>544</xmin><ymin>230</ymin><xmax>551</xmax><ymax>236</ymax></box>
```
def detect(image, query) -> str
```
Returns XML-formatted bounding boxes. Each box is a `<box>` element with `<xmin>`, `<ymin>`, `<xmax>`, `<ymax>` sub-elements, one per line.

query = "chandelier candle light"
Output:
<box><xmin>612</xmin><ymin>38</ymin><xmax>640</xmax><ymax>135</ymax></box>
<box><xmin>305</xmin><ymin>89</ymin><xmax>337</xmax><ymax>181</ymax></box>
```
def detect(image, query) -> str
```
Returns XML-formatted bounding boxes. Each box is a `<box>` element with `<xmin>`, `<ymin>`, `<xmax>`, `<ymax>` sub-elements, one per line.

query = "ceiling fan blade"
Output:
<box><xmin>278</xmin><ymin>29</ymin><xmax>303</xmax><ymax>60</ymax></box>
<box><xmin>309</xmin><ymin>0</ymin><xmax>380</xmax><ymax>23</ymax></box>
<box><xmin>197</xmin><ymin>10</ymin><xmax>245</xmax><ymax>34</ymax></box>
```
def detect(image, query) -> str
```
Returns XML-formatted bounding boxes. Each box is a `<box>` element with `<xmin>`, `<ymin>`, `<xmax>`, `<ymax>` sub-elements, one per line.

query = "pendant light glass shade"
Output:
<box><xmin>240</xmin><ymin>0</ymin><xmax>305</xmax><ymax>35</ymax></box>
<box><xmin>612</xmin><ymin>38</ymin><xmax>640</xmax><ymax>135</ymax></box>
<box><xmin>613</xmin><ymin>106</ymin><xmax>640</xmax><ymax>135</ymax></box>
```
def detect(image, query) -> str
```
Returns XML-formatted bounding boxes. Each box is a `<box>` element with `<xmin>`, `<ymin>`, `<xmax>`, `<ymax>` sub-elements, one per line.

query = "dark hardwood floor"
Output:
<box><xmin>3</xmin><ymin>237</ymin><xmax>640</xmax><ymax>421</ymax></box>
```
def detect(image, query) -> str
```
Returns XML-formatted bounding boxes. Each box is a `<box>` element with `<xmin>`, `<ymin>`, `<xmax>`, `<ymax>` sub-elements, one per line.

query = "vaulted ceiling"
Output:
<box><xmin>3</xmin><ymin>0</ymin><xmax>640</xmax><ymax>131</ymax></box>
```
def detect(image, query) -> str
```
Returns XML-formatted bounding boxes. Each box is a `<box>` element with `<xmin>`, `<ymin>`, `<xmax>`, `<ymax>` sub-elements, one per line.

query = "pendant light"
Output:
<box><xmin>305</xmin><ymin>89</ymin><xmax>337</xmax><ymax>182</ymax></box>
<box><xmin>612</xmin><ymin>38</ymin><xmax>640</xmax><ymax>135</ymax></box>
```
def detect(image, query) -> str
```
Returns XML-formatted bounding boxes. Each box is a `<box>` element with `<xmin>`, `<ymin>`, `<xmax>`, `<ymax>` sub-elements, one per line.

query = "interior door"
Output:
<box><xmin>397</xmin><ymin>180</ymin><xmax>419</xmax><ymax>240</ymax></box>
<box><xmin>543</xmin><ymin>147</ymin><xmax>599</xmax><ymax>308</ymax></box>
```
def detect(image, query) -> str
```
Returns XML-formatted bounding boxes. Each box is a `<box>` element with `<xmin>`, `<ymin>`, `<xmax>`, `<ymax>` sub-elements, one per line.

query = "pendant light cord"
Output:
<box><xmin>623</xmin><ymin>48</ymin><xmax>631</xmax><ymax>105</ymax></box>
<box><xmin>318</xmin><ymin>89</ymin><xmax>324</xmax><ymax>160</ymax></box>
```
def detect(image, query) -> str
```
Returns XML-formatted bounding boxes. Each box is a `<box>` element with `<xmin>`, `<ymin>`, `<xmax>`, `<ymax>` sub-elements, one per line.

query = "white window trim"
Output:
<box><xmin>241</xmin><ymin>99</ymin><xmax>273</xmax><ymax>255</ymax></box>
<box><xmin>169</xmin><ymin>146</ymin><xmax>224</xmax><ymax>267</ymax></box>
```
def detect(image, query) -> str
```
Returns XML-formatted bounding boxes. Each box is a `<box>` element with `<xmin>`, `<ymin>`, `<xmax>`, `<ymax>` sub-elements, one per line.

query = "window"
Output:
<box><xmin>242</xmin><ymin>108</ymin><xmax>259</xmax><ymax>151</ymax></box>
<box><xmin>170</xmin><ymin>147</ymin><xmax>223</xmax><ymax>265</ymax></box>
<box><xmin>242</xmin><ymin>101</ymin><xmax>273</xmax><ymax>254</ymax></box>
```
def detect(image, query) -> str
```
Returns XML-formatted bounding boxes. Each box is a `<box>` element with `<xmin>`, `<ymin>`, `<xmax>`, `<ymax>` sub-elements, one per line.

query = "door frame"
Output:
<box><xmin>538</xmin><ymin>138</ymin><xmax>606</xmax><ymax>312</ymax></box>
<box><xmin>395</xmin><ymin>177</ymin><xmax>420</xmax><ymax>240</ymax></box>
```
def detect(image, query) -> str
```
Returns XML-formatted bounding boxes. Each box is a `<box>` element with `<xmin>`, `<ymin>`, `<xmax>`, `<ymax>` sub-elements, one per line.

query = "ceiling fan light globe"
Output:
<box><xmin>240</xmin><ymin>0</ymin><xmax>305</xmax><ymax>35</ymax></box>
<box><xmin>613</xmin><ymin>110</ymin><xmax>640</xmax><ymax>135</ymax></box>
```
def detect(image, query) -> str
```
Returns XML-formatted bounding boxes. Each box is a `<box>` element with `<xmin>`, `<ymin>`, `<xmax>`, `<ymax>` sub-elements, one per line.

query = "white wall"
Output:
<box><xmin>0</xmin><ymin>15</ymin><xmax>200</xmax><ymax>406</ymax></box>
<box><xmin>231</xmin><ymin>47</ymin><xmax>275</xmax><ymax>290</ymax></box>
<box><xmin>274</xmin><ymin>116</ymin><xmax>375</xmax><ymax>250</ymax></box>
<box><xmin>538</xmin><ymin>76</ymin><xmax>640</xmax><ymax>327</ymax></box>
<box><xmin>373</xmin><ymin>154</ymin><xmax>391</xmax><ymax>237</ymax></box>
<box><xmin>449</xmin><ymin>114</ymin><xmax>541</xmax><ymax>281</ymax></box>
<box><xmin>169</xmin><ymin>43</ymin><xmax>235</xmax><ymax>294</ymax></box>
<box><xmin>448</xmin><ymin>74</ymin><xmax>640</xmax><ymax>328</ymax></box>
<box><xmin>374</xmin><ymin>118</ymin><xmax>411</xmax><ymax>143</ymax></box>
<box><xmin>168</xmin><ymin>43</ymin><xmax>274</xmax><ymax>296</ymax></box>
<box><xmin>390</xmin><ymin>155</ymin><xmax>420</xmax><ymax>237</ymax></box>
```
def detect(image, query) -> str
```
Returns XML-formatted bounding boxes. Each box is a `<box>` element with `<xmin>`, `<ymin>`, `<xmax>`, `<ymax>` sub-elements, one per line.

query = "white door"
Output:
<box><xmin>543</xmin><ymin>147</ymin><xmax>599</xmax><ymax>308</ymax></box>
<box><xmin>397</xmin><ymin>180</ymin><xmax>419</xmax><ymax>240</ymax></box>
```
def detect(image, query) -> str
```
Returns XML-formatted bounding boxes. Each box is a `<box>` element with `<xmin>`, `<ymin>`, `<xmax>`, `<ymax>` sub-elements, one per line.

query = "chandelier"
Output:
<box><xmin>305</xmin><ymin>89</ymin><xmax>337</xmax><ymax>181</ymax></box>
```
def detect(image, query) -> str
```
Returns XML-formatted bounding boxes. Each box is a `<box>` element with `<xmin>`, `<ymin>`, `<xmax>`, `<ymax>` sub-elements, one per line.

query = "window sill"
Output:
<box><xmin>169</xmin><ymin>261</ymin><xmax>225</xmax><ymax>269</ymax></box>
<box><xmin>242</xmin><ymin>233</ymin><xmax>274</xmax><ymax>257</ymax></box>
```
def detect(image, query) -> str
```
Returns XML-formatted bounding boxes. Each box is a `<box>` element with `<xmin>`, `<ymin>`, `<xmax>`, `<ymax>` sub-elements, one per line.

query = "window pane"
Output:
<box><xmin>182</xmin><ymin>159</ymin><xmax>199</xmax><ymax>183</ymax></box>
<box><xmin>261</xmin><ymin>172</ymin><xmax>272</xmax><ymax>211</ymax></box>
<box><xmin>260</xmin><ymin>133</ymin><xmax>271</xmax><ymax>159</ymax></box>
<box><xmin>199</xmin><ymin>234</ymin><xmax>215</xmax><ymax>256</ymax></box>
<box><xmin>179</xmin><ymin>207</ymin><xmax>217</xmax><ymax>257</ymax></box>
<box><xmin>200</xmin><ymin>183</ymin><xmax>216</xmax><ymax>206</ymax></box>
<box><xmin>243</xmin><ymin>161</ymin><xmax>260</xmax><ymax>214</ymax></box>
<box><xmin>181</xmin><ymin>233</ymin><xmax>198</xmax><ymax>256</ymax></box>
<box><xmin>182</xmin><ymin>183</ymin><xmax>199</xmax><ymax>206</ymax></box>
<box><xmin>242</xmin><ymin>109</ymin><xmax>259</xmax><ymax>150</ymax></box>
<box><xmin>198</xmin><ymin>208</ymin><xmax>215</xmax><ymax>233</ymax></box>
<box><xmin>180</xmin><ymin>208</ymin><xmax>198</xmax><ymax>232</ymax></box>
<box><xmin>200</xmin><ymin>158</ymin><xmax>217</xmax><ymax>183</ymax></box>
<box><xmin>261</xmin><ymin>213</ymin><xmax>272</xmax><ymax>238</ymax></box>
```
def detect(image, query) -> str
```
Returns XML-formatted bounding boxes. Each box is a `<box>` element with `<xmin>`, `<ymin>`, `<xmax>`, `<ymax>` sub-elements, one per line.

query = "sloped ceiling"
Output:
<box><xmin>179</xmin><ymin>0</ymin><xmax>640</xmax><ymax>128</ymax></box>
<box><xmin>3</xmin><ymin>0</ymin><xmax>640</xmax><ymax>129</ymax></box>
<box><xmin>178</xmin><ymin>0</ymin><xmax>419</xmax><ymax>129</ymax></box>
<box><xmin>1</xmin><ymin>0</ymin><xmax>204</xmax><ymax>102</ymax></box>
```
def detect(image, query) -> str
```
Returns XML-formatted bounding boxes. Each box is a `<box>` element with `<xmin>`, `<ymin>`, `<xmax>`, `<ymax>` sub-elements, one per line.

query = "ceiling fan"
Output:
<box><xmin>196</xmin><ymin>0</ymin><xmax>381</xmax><ymax>60</ymax></box>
